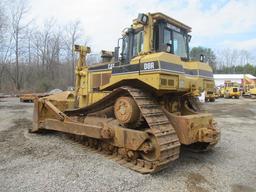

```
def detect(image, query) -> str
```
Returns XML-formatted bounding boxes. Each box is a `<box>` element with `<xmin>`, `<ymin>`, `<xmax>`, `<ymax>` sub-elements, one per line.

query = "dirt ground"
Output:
<box><xmin>0</xmin><ymin>97</ymin><xmax>255</xmax><ymax>192</ymax></box>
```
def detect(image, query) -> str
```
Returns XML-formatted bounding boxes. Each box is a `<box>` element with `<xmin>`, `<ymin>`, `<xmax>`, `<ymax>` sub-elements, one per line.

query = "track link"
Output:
<box><xmin>124</xmin><ymin>87</ymin><xmax>180</xmax><ymax>173</ymax></box>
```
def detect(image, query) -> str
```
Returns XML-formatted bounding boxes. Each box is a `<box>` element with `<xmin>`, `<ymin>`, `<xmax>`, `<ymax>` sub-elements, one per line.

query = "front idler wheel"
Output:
<box><xmin>139</xmin><ymin>134</ymin><xmax>160</xmax><ymax>162</ymax></box>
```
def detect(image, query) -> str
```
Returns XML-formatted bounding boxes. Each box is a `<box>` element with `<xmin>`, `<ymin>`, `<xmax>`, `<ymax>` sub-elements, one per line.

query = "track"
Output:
<box><xmin>65</xmin><ymin>87</ymin><xmax>180</xmax><ymax>173</ymax></box>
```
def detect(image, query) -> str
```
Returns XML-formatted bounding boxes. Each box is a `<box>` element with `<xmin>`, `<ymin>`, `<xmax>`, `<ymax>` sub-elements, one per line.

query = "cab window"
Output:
<box><xmin>162</xmin><ymin>25</ymin><xmax>188</xmax><ymax>58</ymax></box>
<box><xmin>132</xmin><ymin>31</ymin><xmax>144</xmax><ymax>57</ymax></box>
<box><xmin>173</xmin><ymin>31</ymin><xmax>187</xmax><ymax>58</ymax></box>
<box><xmin>121</xmin><ymin>36</ymin><xmax>128</xmax><ymax>61</ymax></box>
<box><xmin>164</xmin><ymin>29</ymin><xmax>171</xmax><ymax>44</ymax></box>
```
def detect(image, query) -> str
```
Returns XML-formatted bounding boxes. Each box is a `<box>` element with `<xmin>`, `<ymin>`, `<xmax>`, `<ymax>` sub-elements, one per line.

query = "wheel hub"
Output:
<box><xmin>119</xmin><ymin>104</ymin><xmax>127</xmax><ymax>115</ymax></box>
<box><xmin>114</xmin><ymin>96</ymin><xmax>140</xmax><ymax>125</ymax></box>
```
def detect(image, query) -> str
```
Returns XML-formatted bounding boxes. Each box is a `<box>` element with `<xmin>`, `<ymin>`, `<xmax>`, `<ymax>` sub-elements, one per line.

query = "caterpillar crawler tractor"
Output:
<box><xmin>242</xmin><ymin>75</ymin><xmax>256</xmax><ymax>98</ymax></box>
<box><xmin>205</xmin><ymin>88</ymin><xmax>216</xmax><ymax>102</ymax></box>
<box><xmin>223</xmin><ymin>80</ymin><xmax>240</xmax><ymax>99</ymax></box>
<box><xmin>32</xmin><ymin>13</ymin><xmax>220</xmax><ymax>173</ymax></box>
<box><xmin>243</xmin><ymin>84</ymin><xmax>256</xmax><ymax>98</ymax></box>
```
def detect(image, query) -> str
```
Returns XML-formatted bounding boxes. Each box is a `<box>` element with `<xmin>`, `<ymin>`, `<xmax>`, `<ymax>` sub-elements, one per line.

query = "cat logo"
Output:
<box><xmin>108</xmin><ymin>63</ymin><xmax>115</xmax><ymax>69</ymax></box>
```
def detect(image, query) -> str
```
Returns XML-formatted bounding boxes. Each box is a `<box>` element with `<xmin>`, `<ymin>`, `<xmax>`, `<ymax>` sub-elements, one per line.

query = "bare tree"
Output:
<box><xmin>46</xmin><ymin>31</ymin><xmax>62</xmax><ymax>80</ymax></box>
<box><xmin>239</xmin><ymin>50</ymin><xmax>250</xmax><ymax>65</ymax></box>
<box><xmin>0</xmin><ymin>1</ymin><xmax>90</xmax><ymax>93</ymax></box>
<box><xmin>32</xmin><ymin>19</ymin><xmax>54</xmax><ymax>71</ymax></box>
<box><xmin>217</xmin><ymin>49</ymin><xmax>251</xmax><ymax>67</ymax></box>
<box><xmin>0</xmin><ymin>2</ymin><xmax>6</xmax><ymax>41</ymax></box>
<box><xmin>10</xmin><ymin>0</ymin><xmax>30</xmax><ymax>90</ymax></box>
<box><xmin>64</xmin><ymin>21</ymin><xmax>83</xmax><ymax>85</ymax></box>
<box><xmin>25</xmin><ymin>28</ymin><xmax>33</xmax><ymax>65</ymax></box>
<box><xmin>0</xmin><ymin>1</ymin><xmax>8</xmax><ymax>90</ymax></box>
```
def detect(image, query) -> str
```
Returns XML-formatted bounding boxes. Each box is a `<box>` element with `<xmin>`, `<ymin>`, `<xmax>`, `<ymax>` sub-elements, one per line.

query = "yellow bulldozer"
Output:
<box><xmin>31</xmin><ymin>12</ymin><xmax>220</xmax><ymax>174</ymax></box>
<box><xmin>205</xmin><ymin>87</ymin><xmax>216</xmax><ymax>102</ymax></box>
<box><xmin>242</xmin><ymin>75</ymin><xmax>256</xmax><ymax>99</ymax></box>
<box><xmin>243</xmin><ymin>84</ymin><xmax>256</xmax><ymax>98</ymax></box>
<box><xmin>223</xmin><ymin>80</ymin><xmax>240</xmax><ymax>99</ymax></box>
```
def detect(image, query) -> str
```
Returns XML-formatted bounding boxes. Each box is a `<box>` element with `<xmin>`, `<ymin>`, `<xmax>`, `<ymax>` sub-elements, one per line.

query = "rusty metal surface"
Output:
<box><xmin>44</xmin><ymin>118</ymin><xmax>104</xmax><ymax>139</ymax></box>
<box><xmin>19</xmin><ymin>93</ymin><xmax>49</xmax><ymax>102</ymax></box>
<box><xmin>101</xmin><ymin>73</ymin><xmax>111</xmax><ymax>86</ymax></box>
<box><xmin>163</xmin><ymin>109</ymin><xmax>220</xmax><ymax>146</ymax></box>
<box><xmin>92</xmin><ymin>74</ymin><xmax>101</xmax><ymax>88</ymax></box>
<box><xmin>33</xmin><ymin>87</ymin><xmax>181</xmax><ymax>173</ymax></box>
<box><xmin>91</xmin><ymin>73</ymin><xmax>111</xmax><ymax>89</ymax></box>
<box><xmin>33</xmin><ymin>86</ymin><xmax>220</xmax><ymax>173</ymax></box>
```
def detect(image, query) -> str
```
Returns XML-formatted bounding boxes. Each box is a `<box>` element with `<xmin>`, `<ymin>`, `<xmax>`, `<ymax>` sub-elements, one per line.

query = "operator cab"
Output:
<box><xmin>119</xmin><ymin>12</ymin><xmax>191</xmax><ymax>64</ymax></box>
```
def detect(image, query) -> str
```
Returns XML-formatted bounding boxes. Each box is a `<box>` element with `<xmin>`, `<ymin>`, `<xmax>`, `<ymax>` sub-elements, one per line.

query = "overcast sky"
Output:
<box><xmin>28</xmin><ymin>0</ymin><xmax>256</xmax><ymax>56</ymax></box>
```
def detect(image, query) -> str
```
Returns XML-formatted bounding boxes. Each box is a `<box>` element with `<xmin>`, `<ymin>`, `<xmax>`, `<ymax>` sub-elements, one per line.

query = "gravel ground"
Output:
<box><xmin>0</xmin><ymin>97</ymin><xmax>255</xmax><ymax>192</ymax></box>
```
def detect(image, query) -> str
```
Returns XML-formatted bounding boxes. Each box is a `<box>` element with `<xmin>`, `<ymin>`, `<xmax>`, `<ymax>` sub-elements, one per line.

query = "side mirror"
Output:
<box><xmin>200</xmin><ymin>54</ymin><xmax>205</xmax><ymax>62</ymax></box>
<box><xmin>188</xmin><ymin>35</ymin><xmax>192</xmax><ymax>42</ymax></box>
<box><xmin>163</xmin><ymin>43</ymin><xmax>172</xmax><ymax>53</ymax></box>
<box><xmin>166</xmin><ymin>43</ymin><xmax>172</xmax><ymax>53</ymax></box>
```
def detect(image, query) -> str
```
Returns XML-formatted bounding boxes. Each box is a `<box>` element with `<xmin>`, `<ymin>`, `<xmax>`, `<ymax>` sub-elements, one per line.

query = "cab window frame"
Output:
<box><xmin>163</xmin><ymin>27</ymin><xmax>173</xmax><ymax>53</ymax></box>
<box><xmin>172</xmin><ymin>30</ymin><xmax>188</xmax><ymax>58</ymax></box>
<box><xmin>120</xmin><ymin>27</ymin><xmax>143</xmax><ymax>64</ymax></box>
<box><xmin>131</xmin><ymin>30</ymin><xmax>144</xmax><ymax>58</ymax></box>
<box><xmin>155</xmin><ymin>21</ymin><xmax>190</xmax><ymax>59</ymax></box>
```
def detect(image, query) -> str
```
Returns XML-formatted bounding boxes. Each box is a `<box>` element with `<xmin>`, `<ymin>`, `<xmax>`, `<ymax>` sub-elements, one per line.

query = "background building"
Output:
<box><xmin>213</xmin><ymin>74</ymin><xmax>256</xmax><ymax>86</ymax></box>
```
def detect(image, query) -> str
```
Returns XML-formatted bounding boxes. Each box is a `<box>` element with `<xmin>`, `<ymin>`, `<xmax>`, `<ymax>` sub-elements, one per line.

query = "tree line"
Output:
<box><xmin>190</xmin><ymin>47</ymin><xmax>256</xmax><ymax>76</ymax></box>
<box><xmin>0</xmin><ymin>0</ymin><xmax>87</xmax><ymax>93</ymax></box>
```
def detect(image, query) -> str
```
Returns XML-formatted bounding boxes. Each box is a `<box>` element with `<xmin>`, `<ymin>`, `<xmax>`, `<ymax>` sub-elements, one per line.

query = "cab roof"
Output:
<box><xmin>151</xmin><ymin>12</ymin><xmax>192</xmax><ymax>32</ymax></box>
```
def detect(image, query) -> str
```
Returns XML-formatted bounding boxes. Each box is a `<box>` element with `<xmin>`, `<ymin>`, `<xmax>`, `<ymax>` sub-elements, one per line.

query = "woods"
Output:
<box><xmin>0</xmin><ymin>0</ymin><xmax>86</xmax><ymax>93</ymax></box>
<box><xmin>190</xmin><ymin>47</ymin><xmax>255</xmax><ymax>75</ymax></box>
